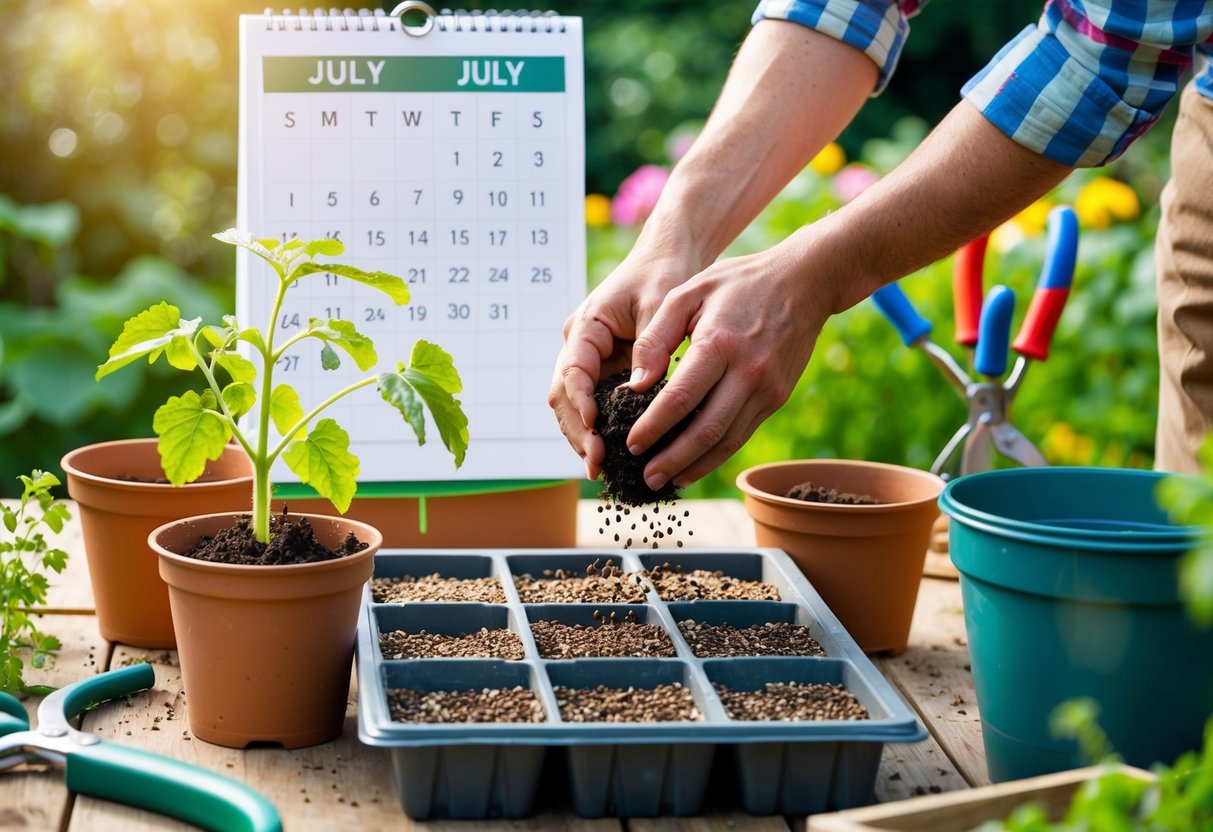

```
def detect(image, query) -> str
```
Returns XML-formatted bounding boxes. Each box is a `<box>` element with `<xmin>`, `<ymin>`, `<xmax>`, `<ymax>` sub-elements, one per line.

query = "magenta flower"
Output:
<box><xmin>833</xmin><ymin>164</ymin><xmax>879</xmax><ymax>203</ymax></box>
<box><xmin>611</xmin><ymin>164</ymin><xmax>670</xmax><ymax>226</ymax></box>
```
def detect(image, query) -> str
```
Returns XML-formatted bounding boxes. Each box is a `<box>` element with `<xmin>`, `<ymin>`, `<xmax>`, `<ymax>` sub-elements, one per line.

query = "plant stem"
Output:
<box><xmin>267</xmin><ymin>376</ymin><xmax>378</xmax><ymax>464</ymax></box>
<box><xmin>253</xmin><ymin>270</ymin><xmax>291</xmax><ymax>544</ymax></box>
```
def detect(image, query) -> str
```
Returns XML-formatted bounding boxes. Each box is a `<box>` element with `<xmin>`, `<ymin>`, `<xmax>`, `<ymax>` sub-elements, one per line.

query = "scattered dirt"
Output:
<box><xmin>183</xmin><ymin>513</ymin><xmax>366</xmax><ymax>565</ymax></box>
<box><xmin>785</xmin><ymin>481</ymin><xmax>885</xmax><ymax>505</ymax></box>
<box><xmin>555</xmin><ymin>683</ymin><xmax>701</xmax><ymax>723</ymax></box>
<box><xmin>594</xmin><ymin>370</ymin><xmax>695</xmax><ymax>507</ymax></box>
<box><xmin>594</xmin><ymin>502</ymin><xmax>692</xmax><ymax>550</ymax></box>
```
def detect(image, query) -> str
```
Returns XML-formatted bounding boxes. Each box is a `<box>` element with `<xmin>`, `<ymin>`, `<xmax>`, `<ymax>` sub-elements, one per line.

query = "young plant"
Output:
<box><xmin>1</xmin><ymin>470</ymin><xmax>70</xmax><ymax>696</ymax></box>
<box><xmin>96</xmin><ymin>230</ymin><xmax>469</xmax><ymax>544</ymax></box>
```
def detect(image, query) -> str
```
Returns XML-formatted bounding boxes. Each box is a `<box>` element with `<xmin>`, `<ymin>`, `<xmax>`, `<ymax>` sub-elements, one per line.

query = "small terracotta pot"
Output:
<box><xmin>60</xmin><ymin>439</ymin><xmax>253</xmax><ymax>648</ymax></box>
<box><xmin>736</xmin><ymin>460</ymin><xmax>944</xmax><ymax>655</ymax></box>
<box><xmin>150</xmin><ymin>511</ymin><xmax>379</xmax><ymax>749</ymax></box>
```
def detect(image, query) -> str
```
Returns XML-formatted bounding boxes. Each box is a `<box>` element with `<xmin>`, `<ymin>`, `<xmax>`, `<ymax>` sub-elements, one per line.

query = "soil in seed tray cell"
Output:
<box><xmin>513</xmin><ymin>559</ymin><xmax>648</xmax><ymax>604</ymax></box>
<box><xmin>379</xmin><ymin>627</ymin><xmax>525</xmax><ymax>660</ymax></box>
<box><xmin>647</xmin><ymin>562</ymin><xmax>780</xmax><ymax>601</ymax></box>
<box><xmin>555</xmin><ymin>683</ymin><xmax>701</xmax><ymax>723</ymax></box>
<box><xmin>714</xmin><ymin>682</ymin><xmax>869</xmax><ymax>721</ymax></box>
<box><xmin>371</xmin><ymin>574</ymin><xmax>506</xmax><ymax>604</ymax></box>
<box><xmin>388</xmin><ymin>687</ymin><xmax>546</xmax><ymax>723</ymax></box>
<box><xmin>531</xmin><ymin>611</ymin><xmax>676</xmax><ymax>659</ymax></box>
<box><xmin>677</xmin><ymin>620</ymin><xmax>824</xmax><ymax>658</ymax></box>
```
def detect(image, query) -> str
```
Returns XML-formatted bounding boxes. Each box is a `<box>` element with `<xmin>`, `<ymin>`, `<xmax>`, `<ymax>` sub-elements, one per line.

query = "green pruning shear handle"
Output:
<box><xmin>0</xmin><ymin>664</ymin><xmax>281</xmax><ymax>832</ymax></box>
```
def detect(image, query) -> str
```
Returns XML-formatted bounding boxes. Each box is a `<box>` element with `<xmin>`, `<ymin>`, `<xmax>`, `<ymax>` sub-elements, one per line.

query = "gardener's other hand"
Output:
<box><xmin>622</xmin><ymin>236</ymin><xmax>839</xmax><ymax>490</ymax></box>
<box><xmin>549</xmin><ymin>241</ymin><xmax>696</xmax><ymax>480</ymax></box>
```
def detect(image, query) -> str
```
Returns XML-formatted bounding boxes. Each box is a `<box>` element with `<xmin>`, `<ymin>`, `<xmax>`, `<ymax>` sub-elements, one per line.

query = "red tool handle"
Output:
<box><xmin>1012</xmin><ymin>288</ymin><xmax>1069</xmax><ymax>360</ymax></box>
<box><xmin>953</xmin><ymin>235</ymin><xmax>988</xmax><ymax>348</ymax></box>
<box><xmin>1011</xmin><ymin>205</ymin><xmax>1078</xmax><ymax>361</ymax></box>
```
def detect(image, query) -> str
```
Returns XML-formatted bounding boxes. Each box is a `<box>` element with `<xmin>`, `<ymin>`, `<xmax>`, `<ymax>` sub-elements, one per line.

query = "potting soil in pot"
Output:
<box><xmin>785</xmin><ymin>481</ymin><xmax>885</xmax><ymax>505</ymax></box>
<box><xmin>357</xmin><ymin>548</ymin><xmax>928</xmax><ymax>820</ymax></box>
<box><xmin>185</xmin><ymin>513</ymin><xmax>366</xmax><ymax>565</ymax></box>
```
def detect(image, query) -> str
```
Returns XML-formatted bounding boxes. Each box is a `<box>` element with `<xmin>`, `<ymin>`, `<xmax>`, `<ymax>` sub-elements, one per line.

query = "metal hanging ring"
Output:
<box><xmin>391</xmin><ymin>1</ymin><xmax>436</xmax><ymax>37</ymax></box>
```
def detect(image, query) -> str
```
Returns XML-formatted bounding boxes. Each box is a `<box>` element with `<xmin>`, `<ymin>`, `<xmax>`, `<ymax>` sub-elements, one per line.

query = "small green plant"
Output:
<box><xmin>1</xmin><ymin>470</ymin><xmax>70</xmax><ymax>696</ymax></box>
<box><xmin>96</xmin><ymin>230</ymin><xmax>468</xmax><ymax>544</ymax></box>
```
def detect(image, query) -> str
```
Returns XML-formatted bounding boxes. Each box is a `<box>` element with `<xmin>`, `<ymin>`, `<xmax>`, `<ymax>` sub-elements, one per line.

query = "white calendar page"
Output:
<box><xmin>237</xmin><ymin>10</ymin><xmax>585</xmax><ymax>485</ymax></box>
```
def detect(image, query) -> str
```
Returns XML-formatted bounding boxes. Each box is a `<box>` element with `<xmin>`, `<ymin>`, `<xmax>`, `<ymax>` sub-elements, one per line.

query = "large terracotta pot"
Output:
<box><xmin>60</xmin><ymin>439</ymin><xmax>253</xmax><ymax>648</ymax></box>
<box><xmin>736</xmin><ymin>460</ymin><xmax>944</xmax><ymax>655</ymax></box>
<box><xmin>150</xmin><ymin>511</ymin><xmax>379</xmax><ymax>749</ymax></box>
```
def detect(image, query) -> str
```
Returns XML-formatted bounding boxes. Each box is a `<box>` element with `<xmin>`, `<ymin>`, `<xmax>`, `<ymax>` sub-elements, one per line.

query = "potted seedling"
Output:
<box><xmin>97</xmin><ymin>230</ymin><xmax>468</xmax><ymax>749</ymax></box>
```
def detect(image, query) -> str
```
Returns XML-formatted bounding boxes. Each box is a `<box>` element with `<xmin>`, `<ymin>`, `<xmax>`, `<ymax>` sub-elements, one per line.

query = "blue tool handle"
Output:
<box><xmin>974</xmin><ymin>285</ymin><xmax>1016</xmax><ymax>377</ymax></box>
<box><xmin>65</xmin><ymin>742</ymin><xmax>282</xmax><ymax>832</ymax></box>
<box><xmin>1038</xmin><ymin>205</ymin><xmax>1078</xmax><ymax>289</ymax></box>
<box><xmin>871</xmin><ymin>283</ymin><xmax>932</xmax><ymax>347</ymax></box>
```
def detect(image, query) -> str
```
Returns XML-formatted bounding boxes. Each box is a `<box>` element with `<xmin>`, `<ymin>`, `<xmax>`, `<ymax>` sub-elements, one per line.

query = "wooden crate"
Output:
<box><xmin>806</xmin><ymin>765</ymin><xmax>1154</xmax><ymax>832</ymax></box>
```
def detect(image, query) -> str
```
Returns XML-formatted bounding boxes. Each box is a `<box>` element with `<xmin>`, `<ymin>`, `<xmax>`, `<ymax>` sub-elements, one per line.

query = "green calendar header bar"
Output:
<box><xmin>263</xmin><ymin>56</ymin><xmax>565</xmax><ymax>92</ymax></box>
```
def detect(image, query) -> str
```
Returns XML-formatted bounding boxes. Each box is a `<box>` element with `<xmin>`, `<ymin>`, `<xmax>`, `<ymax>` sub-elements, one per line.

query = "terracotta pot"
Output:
<box><xmin>60</xmin><ymin>439</ymin><xmax>254</xmax><ymax>648</ymax></box>
<box><xmin>276</xmin><ymin>480</ymin><xmax>579</xmax><ymax>548</ymax></box>
<box><xmin>736</xmin><ymin>460</ymin><xmax>944</xmax><ymax>655</ymax></box>
<box><xmin>150</xmin><ymin>511</ymin><xmax>379</xmax><ymax>749</ymax></box>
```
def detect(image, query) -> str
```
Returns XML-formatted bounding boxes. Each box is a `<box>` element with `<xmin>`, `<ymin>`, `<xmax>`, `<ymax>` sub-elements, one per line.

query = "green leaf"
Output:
<box><xmin>291</xmin><ymin>262</ymin><xmax>411</xmax><ymax>304</ymax></box>
<box><xmin>213</xmin><ymin>229</ymin><xmax>280</xmax><ymax>266</ymax></box>
<box><xmin>221</xmin><ymin>382</ymin><xmax>257</xmax><ymax>418</ymax></box>
<box><xmin>270</xmin><ymin>384</ymin><xmax>307</xmax><ymax>439</ymax></box>
<box><xmin>305</xmin><ymin>238</ymin><xmax>344</xmax><ymax>258</ymax></box>
<box><xmin>409</xmin><ymin>340</ymin><xmax>463</xmax><ymax>394</ymax></box>
<box><xmin>96</xmin><ymin>303</ymin><xmax>200</xmax><ymax>379</ymax></box>
<box><xmin>200</xmin><ymin>326</ymin><xmax>227</xmax><ymax>348</ymax></box>
<box><xmin>378</xmin><ymin>372</ymin><xmax>427</xmax><ymax>445</ymax></box>
<box><xmin>320</xmin><ymin>343</ymin><xmax>340</xmax><ymax>370</ymax></box>
<box><xmin>281</xmin><ymin>419</ymin><xmax>359</xmax><ymax>513</ymax></box>
<box><xmin>388</xmin><ymin>353</ymin><xmax>470</xmax><ymax>468</ymax></box>
<box><xmin>304</xmin><ymin>318</ymin><xmax>377</xmax><ymax>371</ymax></box>
<box><xmin>214</xmin><ymin>351</ymin><xmax>257</xmax><ymax>383</ymax></box>
<box><xmin>152</xmin><ymin>391</ymin><xmax>232</xmax><ymax>486</ymax></box>
<box><xmin>237</xmin><ymin>328</ymin><xmax>267</xmax><ymax>354</ymax></box>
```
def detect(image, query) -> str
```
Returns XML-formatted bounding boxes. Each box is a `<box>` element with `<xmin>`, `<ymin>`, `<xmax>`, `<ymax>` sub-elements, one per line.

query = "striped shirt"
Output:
<box><xmin>753</xmin><ymin>0</ymin><xmax>1213</xmax><ymax>166</ymax></box>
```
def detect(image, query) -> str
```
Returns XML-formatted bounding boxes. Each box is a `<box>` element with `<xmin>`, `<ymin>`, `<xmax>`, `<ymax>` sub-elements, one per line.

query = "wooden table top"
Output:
<box><xmin>2</xmin><ymin>499</ymin><xmax>986</xmax><ymax>831</ymax></box>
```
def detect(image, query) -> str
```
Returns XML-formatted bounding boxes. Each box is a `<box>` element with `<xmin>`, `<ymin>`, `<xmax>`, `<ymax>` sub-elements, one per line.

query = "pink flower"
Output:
<box><xmin>833</xmin><ymin>164</ymin><xmax>880</xmax><ymax>203</ymax></box>
<box><xmin>611</xmin><ymin>164</ymin><xmax>670</xmax><ymax>226</ymax></box>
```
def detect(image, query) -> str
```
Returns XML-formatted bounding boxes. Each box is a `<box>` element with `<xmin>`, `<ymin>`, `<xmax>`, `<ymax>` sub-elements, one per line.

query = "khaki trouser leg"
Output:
<box><xmin>1155</xmin><ymin>84</ymin><xmax>1213</xmax><ymax>474</ymax></box>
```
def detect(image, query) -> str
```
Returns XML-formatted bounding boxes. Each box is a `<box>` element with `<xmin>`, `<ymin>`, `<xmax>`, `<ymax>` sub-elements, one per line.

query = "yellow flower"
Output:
<box><xmin>1074</xmin><ymin>178</ymin><xmax>1140</xmax><ymax>230</ymax></box>
<box><xmin>809</xmin><ymin>142</ymin><xmax>846</xmax><ymax>176</ymax></box>
<box><xmin>1011</xmin><ymin>198</ymin><xmax>1054</xmax><ymax>237</ymax></box>
<box><xmin>584</xmin><ymin>193</ymin><xmax>612</xmax><ymax>229</ymax></box>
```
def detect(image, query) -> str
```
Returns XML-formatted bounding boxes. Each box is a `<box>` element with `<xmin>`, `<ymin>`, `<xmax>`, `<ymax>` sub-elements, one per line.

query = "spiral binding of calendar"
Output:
<box><xmin>262</xmin><ymin>7</ymin><xmax>565</xmax><ymax>33</ymax></box>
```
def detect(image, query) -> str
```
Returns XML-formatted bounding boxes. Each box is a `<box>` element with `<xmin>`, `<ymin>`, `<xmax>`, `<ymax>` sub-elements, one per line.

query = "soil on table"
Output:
<box><xmin>785</xmin><ymin>481</ymin><xmax>885</xmax><ymax>505</ymax></box>
<box><xmin>183</xmin><ymin>513</ymin><xmax>366</xmax><ymax>565</ymax></box>
<box><xmin>594</xmin><ymin>370</ymin><xmax>695</xmax><ymax>508</ymax></box>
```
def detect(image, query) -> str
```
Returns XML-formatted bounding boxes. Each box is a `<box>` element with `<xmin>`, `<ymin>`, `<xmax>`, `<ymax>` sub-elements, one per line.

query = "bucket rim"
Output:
<box><xmin>940</xmin><ymin>467</ymin><xmax>1199</xmax><ymax>548</ymax></box>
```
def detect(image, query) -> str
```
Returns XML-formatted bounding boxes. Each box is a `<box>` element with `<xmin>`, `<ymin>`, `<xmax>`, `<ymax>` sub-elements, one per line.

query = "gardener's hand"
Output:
<box><xmin>621</xmin><ymin>235</ymin><xmax>839</xmax><ymax>490</ymax></box>
<box><xmin>549</xmin><ymin>236</ymin><xmax>698</xmax><ymax>480</ymax></box>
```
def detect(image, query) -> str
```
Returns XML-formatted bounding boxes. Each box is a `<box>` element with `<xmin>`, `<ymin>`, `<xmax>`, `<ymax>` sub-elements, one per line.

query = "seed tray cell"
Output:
<box><xmin>357</xmin><ymin>548</ymin><xmax>927</xmax><ymax>820</ymax></box>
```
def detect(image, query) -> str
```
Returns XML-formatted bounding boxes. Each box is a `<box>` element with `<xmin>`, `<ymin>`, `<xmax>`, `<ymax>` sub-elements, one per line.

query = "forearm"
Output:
<box><xmin>794</xmin><ymin>100</ymin><xmax>1075</xmax><ymax>313</ymax></box>
<box><xmin>637</xmin><ymin>19</ymin><xmax>878</xmax><ymax>271</ymax></box>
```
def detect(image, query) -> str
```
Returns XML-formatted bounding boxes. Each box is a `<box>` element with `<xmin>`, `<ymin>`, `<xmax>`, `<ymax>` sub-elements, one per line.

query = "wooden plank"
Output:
<box><xmin>873</xmin><ymin>578</ymin><xmax>988</xmax><ymax>788</ymax></box>
<box><xmin>0</xmin><ymin>614</ymin><xmax>110</xmax><ymax>832</ymax></box>
<box><xmin>874</xmin><ymin>739</ymin><xmax>969</xmax><ymax>803</ymax></box>
<box><xmin>576</xmin><ymin>498</ymin><xmax>756</xmax><ymax>549</ymax></box>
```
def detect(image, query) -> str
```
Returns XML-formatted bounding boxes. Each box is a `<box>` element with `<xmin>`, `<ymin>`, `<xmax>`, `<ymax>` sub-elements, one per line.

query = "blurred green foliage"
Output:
<box><xmin>0</xmin><ymin>0</ymin><xmax>1180</xmax><ymax>495</ymax></box>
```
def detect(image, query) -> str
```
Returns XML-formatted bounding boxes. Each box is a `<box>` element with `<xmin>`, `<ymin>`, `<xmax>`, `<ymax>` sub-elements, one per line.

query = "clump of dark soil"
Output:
<box><xmin>183</xmin><ymin>513</ymin><xmax>366</xmax><ymax>565</ymax></box>
<box><xmin>785</xmin><ymin>481</ymin><xmax>885</xmax><ymax>505</ymax></box>
<box><xmin>594</xmin><ymin>370</ymin><xmax>695</xmax><ymax>507</ymax></box>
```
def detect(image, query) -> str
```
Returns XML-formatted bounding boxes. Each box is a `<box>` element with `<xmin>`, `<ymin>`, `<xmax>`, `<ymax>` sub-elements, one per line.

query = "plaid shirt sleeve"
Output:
<box><xmin>751</xmin><ymin>0</ymin><xmax>924</xmax><ymax>95</ymax></box>
<box><xmin>962</xmin><ymin>2</ymin><xmax>1213</xmax><ymax>167</ymax></box>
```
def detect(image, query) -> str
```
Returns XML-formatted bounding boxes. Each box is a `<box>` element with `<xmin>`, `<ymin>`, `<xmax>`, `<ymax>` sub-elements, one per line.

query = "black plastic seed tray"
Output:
<box><xmin>356</xmin><ymin>548</ymin><xmax>927</xmax><ymax>820</ymax></box>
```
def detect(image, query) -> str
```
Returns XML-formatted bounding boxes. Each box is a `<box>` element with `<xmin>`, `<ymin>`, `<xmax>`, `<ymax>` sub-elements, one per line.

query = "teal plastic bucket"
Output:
<box><xmin>939</xmin><ymin>467</ymin><xmax>1213</xmax><ymax>781</ymax></box>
